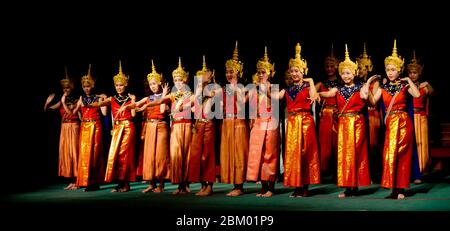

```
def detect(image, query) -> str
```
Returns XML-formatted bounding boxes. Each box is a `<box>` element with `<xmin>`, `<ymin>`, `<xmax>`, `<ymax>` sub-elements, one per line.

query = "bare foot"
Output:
<box><xmin>195</xmin><ymin>186</ymin><xmax>206</xmax><ymax>195</ymax></box>
<box><xmin>142</xmin><ymin>185</ymin><xmax>154</xmax><ymax>193</ymax></box>
<box><xmin>196</xmin><ymin>186</ymin><xmax>213</xmax><ymax>196</ymax></box>
<box><xmin>338</xmin><ymin>192</ymin><xmax>346</xmax><ymax>198</ymax></box>
<box><xmin>261</xmin><ymin>191</ymin><xmax>274</xmax><ymax>197</ymax></box>
<box><xmin>397</xmin><ymin>194</ymin><xmax>405</xmax><ymax>200</ymax></box>
<box><xmin>227</xmin><ymin>189</ymin><xmax>243</xmax><ymax>197</ymax></box>
<box><xmin>185</xmin><ymin>186</ymin><xmax>191</xmax><ymax>193</ymax></box>
<box><xmin>111</xmin><ymin>188</ymin><xmax>119</xmax><ymax>193</ymax></box>
<box><xmin>69</xmin><ymin>185</ymin><xmax>79</xmax><ymax>190</ymax></box>
<box><xmin>226</xmin><ymin>190</ymin><xmax>235</xmax><ymax>196</ymax></box>
<box><xmin>153</xmin><ymin>186</ymin><xmax>164</xmax><ymax>193</ymax></box>
<box><xmin>64</xmin><ymin>183</ymin><xmax>74</xmax><ymax>190</ymax></box>
<box><xmin>414</xmin><ymin>179</ymin><xmax>422</xmax><ymax>184</ymax></box>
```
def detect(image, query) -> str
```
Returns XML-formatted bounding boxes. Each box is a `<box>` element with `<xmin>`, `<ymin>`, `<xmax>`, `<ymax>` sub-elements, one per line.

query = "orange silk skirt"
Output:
<box><xmin>59</xmin><ymin>122</ymin><xmax>79</xmax><ymax>178</ymax></box>
<box><xmin>284</xmin><ymin>112</ymin><xmax>320</xmax><ymax>187</ymax></box>
<box><xmin>337</xmin><ymin>114</ymin><xmax>370</xmax><ymax>187</ymax></box>
<box><xmin>188</xmin><ymin>121</ymin><xmax>216</xmax><ymax>183</ymax></box>
<box><xmin>169</xmin><ymin>122</ymin><xmax>192</xmax><ymax>184</ymax></box>
<box><xmin>414</xmin><ymin>113</ymin><xmax>429</xmax><ymax>173</ymax></box>
<box><xmin>246</xmin><ymin>118</ymin><xmax>279</xmax><ymax>182</ymax></box>
<box><xmin>142</xmin><ymin>121</ymin><xmax>170</xmax><ymax>180</ymax></box>
<box><xmin>77</xmin><ymin>121</ymin><xmax>104</xmax><ymax>186</ymax></box>
<box><xmin>104</xmin><ymin>120</ymin><xmax>136</xmax><ymax>182</ymax></box>
<box><xmin>319</xmin><ymin>107</ymin><xmax>338</xmax><ymax>171</ymax></box>
<box><xmin>220</xmin><ymin>119</ymin><xmax>249</xmax><ymax>184</ymax></box>
<box><xmin>381</xmin><ymin>112</ymin><xmax>413</xmax><ymax>189</ymax></box>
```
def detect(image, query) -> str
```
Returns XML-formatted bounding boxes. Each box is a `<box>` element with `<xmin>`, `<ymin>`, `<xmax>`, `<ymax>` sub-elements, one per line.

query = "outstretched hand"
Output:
<box><xmin>45</xmin><ymin>93</ymin><xmax>55</xmax><ymax>105</ymax></box>
<box><xmin>308</xmin><ymin>92</ymin><xmax>321</xmax><ymax>104</ymax></box>
<box><xmin>367</xmin><ymin>75</ymin><xmax>380</xmax><ymax>84</ymax></box>
<box><xmin>162</xmin><ymin>83</ymin><xmax>170</xmax><ymax>97</ymax></box>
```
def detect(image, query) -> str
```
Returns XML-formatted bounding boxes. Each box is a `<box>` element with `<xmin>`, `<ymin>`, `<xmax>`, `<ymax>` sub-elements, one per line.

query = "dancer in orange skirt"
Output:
<box><xmin>75</xmin><ymin>64</ymin><xmax>107</xmax><ymax>191</ymax></box>
<box><xmin>320</xmin><ymin>45</ymin><xmax>372</xmax><ymax>197</ymax></box>
<box><xmin>367</xmin><ymin>40</ymin><xmax>420</xmax><ymax>199</ymax></box>
<box><xmin>87</xmin><ymin>61</ymin><xmax>137</xmax><ymax>192</ymax></box>
<box><xmin>134</xmin><ymin>60</ymin><xmax>170</xmax><ymax>193</ymax></box>
<box><xmin>44</xmin><ymin>66</ymin><xmax>80</xmax><ymax>190</ymax></box>
<box><xmin>273</xmin><ymin>43</ymin><xmax>320</xmax><ymax>197</ymax></box>
<box><xmin>407</xmin><ymin>51</ymin><xmax>434</xmax><ymax>184</ymax></box>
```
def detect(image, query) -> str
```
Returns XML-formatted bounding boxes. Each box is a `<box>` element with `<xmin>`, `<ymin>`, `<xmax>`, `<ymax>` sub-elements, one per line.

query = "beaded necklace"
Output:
<box><xmin>337</xmin><ymin>83</ymin><xmax>362</xmax><ymax>101</ymax></box>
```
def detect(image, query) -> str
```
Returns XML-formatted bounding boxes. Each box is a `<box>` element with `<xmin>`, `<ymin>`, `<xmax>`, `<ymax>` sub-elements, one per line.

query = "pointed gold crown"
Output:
<box><xmin>81</xmin><ymin>64</ymin><xmax>95</xmax><ymax>87</ymax></box>
<box><xmin>256</xmin><ymin>46</ymin><xmax>275</xmax><ymax>78</ymax></box>
<box><xmin>325</xmin><ymin>43</ymin><xmax>339</xmax><ymax>68</ymax></box>
<box><xmin>356</xmin><ymin>43</ymin><xmax>373</xmax><ymax>72</ymax></box>
<box><xmin>288</xmin><ymin>43</ymin><xmax>308</xmax><ymax>75</ymax></box>
<box><xmin>407</xmin><ymin>50</ymin><xmax>423</xmax><ymax>74</ymax></box>
<box><xmin>147</xmin><ymin>60</ymin><xmax>163</xmax><ymax>85</ymax></box>
<box><xmin>225</xmin><ymin>41</ymin><xmax>244</xmax><ymax>78</ymax></box>
<box><xmin>196</xmin><ymin>55</ymin><xmax>210</xmax><ymax>77</ymax></box>
<box><xmin>338</xmin><ymin>44</ymin><xmax>358</xmax><ymax>76</ymax></box>
<box><xmin>60</xmin><ymin>65</ymin><xmax>73</xmax><ymax>88</ymax></box>
<box><xmin>172</xmin><ymin>57</ymin><xmax>189</xmax><ymax>82</ymax></box>
<box><xmin>113</xmin><ymin>60</ymin><xmax>129</xmax><ymax>86</ymax></box>
<box><xmin>384</xmin><ymin>39</ymin><xmax>404</xmax><ymax>72</ymax></box>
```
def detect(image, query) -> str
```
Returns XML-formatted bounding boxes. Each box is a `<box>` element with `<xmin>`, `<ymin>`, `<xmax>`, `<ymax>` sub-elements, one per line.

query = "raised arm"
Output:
<box><xmin>44</xmin><ymin>93</ymin><xmax>61</xmax><ymax>111</ymax></box>
<box><xmin>61</xmin><ymin>93</ymin><xmax>74</xmax><ymax>115</ymax></box>
<box><xmin>402</xmin><ymin>77</ymin><xmax>420</xmax><ymax>98</ymax></box>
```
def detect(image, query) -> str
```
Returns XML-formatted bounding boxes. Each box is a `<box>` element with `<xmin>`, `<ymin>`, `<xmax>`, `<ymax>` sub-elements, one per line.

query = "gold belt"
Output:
<box><xmin>82</xmin><ymin>119</ymin><xmax>98</xmax><ymax>122</ymax></box>
<box><xmin>197</xmin><ymin>118</ymin><xmax>211</xmax><ymax>123</ymax></box>
<box><xmin>388</xmin><ymin>110</ymin><xmax>406</xmax><ymax>115</ymax></box>
<box><xmin>114</xmin><ymin>120</ymin><xmax>131</xmax><ymax>125</ymax></box>
<box><xmin>146</xmin><ymin>118</ymin><xmax>164</xmax><ymax>123</ymax></box>
<box><xmin>338</xmin><ymin>112</ymin><xmax>361</xmax><ymax>117</ymax></box>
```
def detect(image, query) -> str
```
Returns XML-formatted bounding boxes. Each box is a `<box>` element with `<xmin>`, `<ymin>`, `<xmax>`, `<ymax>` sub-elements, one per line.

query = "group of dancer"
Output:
<box><xmin>44</xmin><ymin>40</ymin><xmax>433</xmax><ymax>199</ymax></box>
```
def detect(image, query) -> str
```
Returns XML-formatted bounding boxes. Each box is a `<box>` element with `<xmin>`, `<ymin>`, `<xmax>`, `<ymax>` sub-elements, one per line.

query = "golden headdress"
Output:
<box><xmin>324</xmin><ymin>44</ymin><xmax>339</xmax><ymax>68</ymax></box>
<box><xmin>356</xmin><ymin>43</ymin><xmax>373</xmax><ymax>72</ymax></box>
<box><xmin>338</xmin><ymin>44</ymin><xmax>358</xmax><ymax>76</ymax></box>
<box><xmin>113</xmin><ymin>60</ymin><xmax>129</xmax><ymax>86</ymax></box>
<box><xmin>81</xmin><ymin>64</ymin><xmax>95</xmax><ymax>87</ymax></box>
<box><xmin>384</xmin><ymin>39</ymin><xmax>404</xmax><ymax>72</ymax></box>
<box><xmin>288</xmin><ymin>43</ymin><xmax>308</xmax><ymax>75</ymax></box>
<box><xmin>60</xmin><ymin>65</ymin><xmax>73</xmax><ymax>89</ymax></box>
<box><xmin>256</xmin><ymin>46</ymin><xmax>275</xmax><ymax>78</ymax></box>
<box><xmin>225</xmin><ymin>41</ymin><xmax>244</xmax><ymax>78</ymax></box>
<box><xmin>147</xmin><ymin>60</ymin><xmax>163</xmax><ymax>85</ymax></box>
<box><xmin>172</xmin><ymin>57</ymin><xmax>189</xmax><ymax>82</ymax></box>
<box><xmin>196</xmin><ymin>55</ymin><xmax>210</xmax><ymax>77</ymax></box>
<box><xmin>407</xmin><ymin>50</ymin><xmax>423</xmax><ymax>74</ymax></box>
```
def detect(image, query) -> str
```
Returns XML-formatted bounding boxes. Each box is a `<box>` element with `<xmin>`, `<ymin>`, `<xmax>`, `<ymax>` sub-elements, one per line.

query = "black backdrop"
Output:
<box><xmin>4</xmin><ymin>1</ymin><xmax>449</xmax><ymax>194</ymax></box>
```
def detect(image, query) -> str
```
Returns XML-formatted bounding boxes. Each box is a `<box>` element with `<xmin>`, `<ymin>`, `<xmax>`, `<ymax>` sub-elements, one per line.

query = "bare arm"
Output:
<box><xmin>402</xmin><ymin>77</ymin><xmax>420</xmax><ymax>98</ymax></box>
<box><xmin>61</xmin><ymin>94</ymin><xmax>74</xmax><ymax>115</ymax></box>
<box><xmin>44</xmin><ymin>93</ymin><xmax>61</xmax><ymax>111</ymax></box>
<box><xmin>319</xmin><ymin>87</ymin><xmax>337</xmax><ymax>98</ymax></box>
<box><xmin>304</xmin><ymin>78</ymin><xmax>320</xmax><ymax>104</ymax></box>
